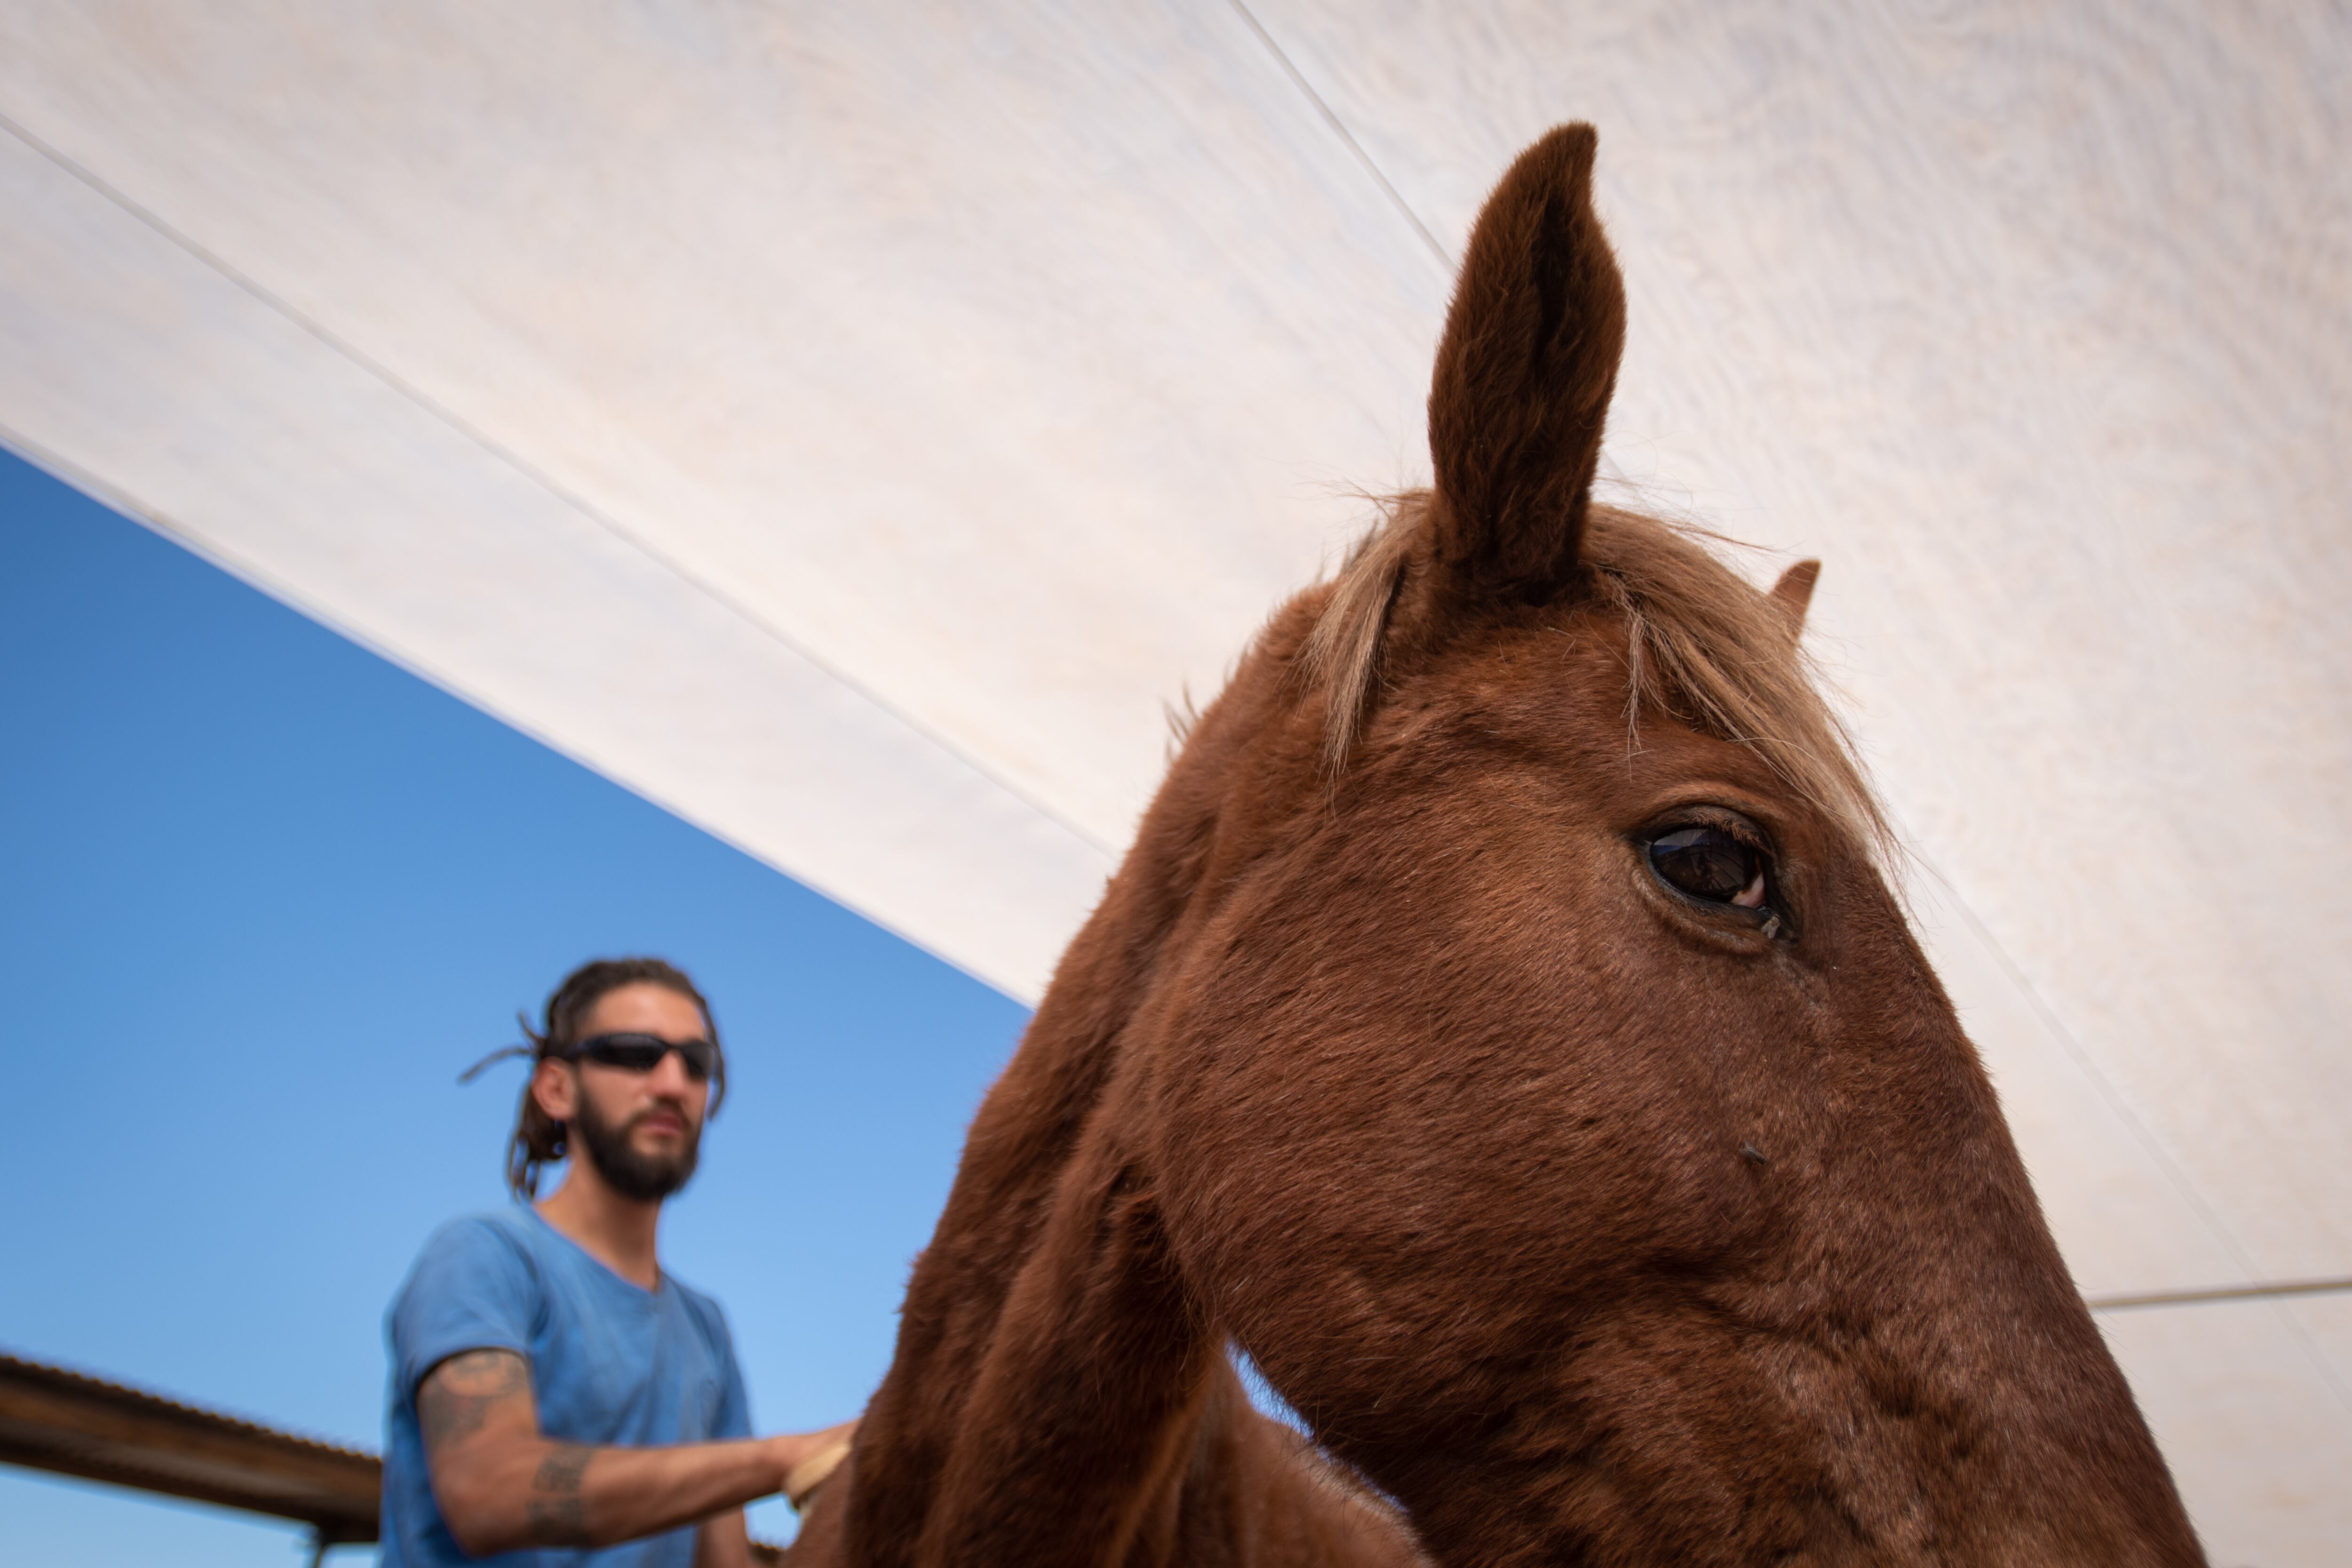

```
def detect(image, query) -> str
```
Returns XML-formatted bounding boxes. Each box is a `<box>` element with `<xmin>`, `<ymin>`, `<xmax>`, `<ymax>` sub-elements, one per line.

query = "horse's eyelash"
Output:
<box><xmin>1657</xmin><ymin>811</ymin><xmax>1773</xmax><ymax>855</ymax></box>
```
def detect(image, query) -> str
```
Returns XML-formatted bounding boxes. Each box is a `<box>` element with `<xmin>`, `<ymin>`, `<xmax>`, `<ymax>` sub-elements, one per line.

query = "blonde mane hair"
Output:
<box><xmin>1304</xmin><ymin>493</ymin><xmax>1890</xmax><ymax>858</ymax></box>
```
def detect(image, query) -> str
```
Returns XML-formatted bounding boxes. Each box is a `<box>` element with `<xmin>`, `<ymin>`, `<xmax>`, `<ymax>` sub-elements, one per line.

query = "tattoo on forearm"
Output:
<box><xmin>527</xmin><ymin>1443</ymin><xmax>594</xmax><ymax>1543</ymax></box>
<box><xmin>533</xmin><ymin>1444</ymin><xmax>591</xmax><ymax>1492</ymax></box>
<box><xmin>417</xmin><ymin>1350</ymin><xmax>530</xmax><ymax>1456</ymax></box>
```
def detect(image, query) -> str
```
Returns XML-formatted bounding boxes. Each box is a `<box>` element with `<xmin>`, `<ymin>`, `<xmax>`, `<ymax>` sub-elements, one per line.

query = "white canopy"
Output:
<box><xmin>3</xmin><ymin>3</ymin><xmax>2344</xmax><ymax>1558</ymax></box>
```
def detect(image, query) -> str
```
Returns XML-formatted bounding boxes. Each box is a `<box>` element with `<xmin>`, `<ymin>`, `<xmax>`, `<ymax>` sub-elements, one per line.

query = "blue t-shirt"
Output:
<box><xmin>381</xmin><ymin>1207</ymin><xmax>753</xmax><ymax>1568</ymax></box>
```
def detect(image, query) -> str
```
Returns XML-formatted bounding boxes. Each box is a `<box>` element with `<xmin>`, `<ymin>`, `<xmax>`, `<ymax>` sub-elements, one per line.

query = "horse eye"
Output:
<box><xmin>1648</xmin><ymin>827</ymin><xmax>1766</xmax><ymax>908</ymax></box>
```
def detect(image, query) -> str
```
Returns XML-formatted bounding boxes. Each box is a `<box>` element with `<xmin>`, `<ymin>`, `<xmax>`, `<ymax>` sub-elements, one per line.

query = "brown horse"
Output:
<box><xmin>785</xmin><ymin>125</ymin><xmax>2204</xmax><ymax>1567</ymax></box>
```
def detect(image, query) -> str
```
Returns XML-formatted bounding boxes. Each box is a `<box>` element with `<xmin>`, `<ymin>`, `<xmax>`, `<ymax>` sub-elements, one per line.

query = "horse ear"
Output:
<box><xmin>1769</xmin><ymin>559</ymin><xmax>1821</xmax><ymax>637</ymax></box>
<box><xmin>1427</xmin><ymin>124</ymin><xmax>1627</xmax><ymax>604</ymax></box>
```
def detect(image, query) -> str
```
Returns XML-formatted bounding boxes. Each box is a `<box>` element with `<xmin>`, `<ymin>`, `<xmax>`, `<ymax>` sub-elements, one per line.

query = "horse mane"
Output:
<box><xmin>1303</xmin><ymin>491</ymin><xmax>1892</xmax><ymax>859</ymax></box>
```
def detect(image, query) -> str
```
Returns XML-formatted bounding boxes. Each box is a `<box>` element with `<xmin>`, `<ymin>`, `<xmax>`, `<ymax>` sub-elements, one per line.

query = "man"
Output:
<box><xmin>382</xmin><ymin>957</ymin><xmax>854</xmax><ymax>1568</ymax></box>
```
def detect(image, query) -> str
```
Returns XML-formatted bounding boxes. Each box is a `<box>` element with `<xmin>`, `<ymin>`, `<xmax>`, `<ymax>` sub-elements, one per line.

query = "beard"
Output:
<box><xmin>571</xmin><ymin>1093</ymin><xmax>701</xmax><ymax>1203</ymax></box>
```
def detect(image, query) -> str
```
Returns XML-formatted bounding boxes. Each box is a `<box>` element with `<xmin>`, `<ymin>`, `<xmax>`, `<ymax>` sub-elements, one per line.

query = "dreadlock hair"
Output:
<box><xmin>504</xmin><ymin>956</ymin><xmax>726</xmax><ymax>1200</ymax></box>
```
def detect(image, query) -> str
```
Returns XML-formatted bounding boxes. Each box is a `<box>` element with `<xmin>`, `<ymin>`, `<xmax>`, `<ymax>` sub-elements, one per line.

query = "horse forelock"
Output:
<box><xmin>1303</xmin><ymin>492</ymin><xmax>1891</xmax><ymax>863</ymax></box>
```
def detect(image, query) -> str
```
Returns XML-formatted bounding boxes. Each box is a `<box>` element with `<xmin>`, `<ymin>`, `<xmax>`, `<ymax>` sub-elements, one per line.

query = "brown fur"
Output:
<box><xmin>789</xmin><ymin>124</ymin><xmax>2203</xmax><ymax>1568</ymax></box>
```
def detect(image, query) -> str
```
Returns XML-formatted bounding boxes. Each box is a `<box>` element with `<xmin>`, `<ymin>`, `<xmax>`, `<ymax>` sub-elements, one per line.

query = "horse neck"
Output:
<box><xmin>842</xmin><ymin>623</ymin><xmax>1319</xmax><ymax>1568</ymax></box>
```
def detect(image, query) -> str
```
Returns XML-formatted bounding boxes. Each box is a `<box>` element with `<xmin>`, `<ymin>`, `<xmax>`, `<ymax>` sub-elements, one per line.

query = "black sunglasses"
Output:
<box><xmin>556</xmin><ymin>1032</ymin><xmax>720</xmax><ymax>1082</ymax></box>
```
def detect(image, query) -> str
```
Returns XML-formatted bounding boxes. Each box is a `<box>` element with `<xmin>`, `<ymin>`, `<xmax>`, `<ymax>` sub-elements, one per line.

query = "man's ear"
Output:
<box><xmin>531</xmin><ymin>1057</ymin><xmax>577</xmax><ymax>1124</ymax></box>
<box><xmin>1769</xmin><ymin>559</ymin><xmax>1821</xmax><ymax>639</ymax></box>
<box><xmin>1428</xmin><ymin>123</ymin><xmax>1628</xmax><ymax>604</ymax></box>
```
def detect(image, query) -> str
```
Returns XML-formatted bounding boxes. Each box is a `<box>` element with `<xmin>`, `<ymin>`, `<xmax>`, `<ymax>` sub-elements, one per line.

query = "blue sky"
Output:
<box><xmin>0</xmin><ymin>446</ymin><xmax>1032</xmax><ymax>1562</ymax></box>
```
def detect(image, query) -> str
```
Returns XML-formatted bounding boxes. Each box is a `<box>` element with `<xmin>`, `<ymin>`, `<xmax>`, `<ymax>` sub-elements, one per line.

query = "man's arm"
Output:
<box><xmin>694</xmin><ymin>1507</ymin><xmax>752</xmax><ymax>1568</ymax></box>
<box><xmin>416</xmin><ymin>1349</ymin><xmax>844</xmax><ymax>1557</ymax></box>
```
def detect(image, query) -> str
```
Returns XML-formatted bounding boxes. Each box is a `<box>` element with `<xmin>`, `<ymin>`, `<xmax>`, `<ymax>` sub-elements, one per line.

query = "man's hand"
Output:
<box><xmin>770</xmin><ymin>1418</ymin><xmax>858</xmax><ymax>1509</ymax></box>
<box><xmin>416</xmin><ymin>1348</ymin><xmax>809</xmax><ymax>1559</ymax></box>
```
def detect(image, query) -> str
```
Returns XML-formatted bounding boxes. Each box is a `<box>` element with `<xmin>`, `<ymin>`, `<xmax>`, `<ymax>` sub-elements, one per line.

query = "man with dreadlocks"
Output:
<box><xmin>381</xmin><ymin>957</ymin><xmax>854</xmax><ymax>1568</ymax></box>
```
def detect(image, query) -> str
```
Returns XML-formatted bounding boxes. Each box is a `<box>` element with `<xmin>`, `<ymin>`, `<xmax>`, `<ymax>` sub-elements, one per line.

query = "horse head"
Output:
<box><xmin>811</xmin><ymin>125</ymin><xmax>2203</xmax><ymax>1568</ymax></box>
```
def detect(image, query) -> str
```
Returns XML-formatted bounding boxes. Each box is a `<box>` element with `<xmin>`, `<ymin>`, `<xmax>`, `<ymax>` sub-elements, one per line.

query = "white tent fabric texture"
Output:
<box><xmin>2</xmin><ymin>2</ymin><xmax>2345</xmax><ymax>1560</ymax></box>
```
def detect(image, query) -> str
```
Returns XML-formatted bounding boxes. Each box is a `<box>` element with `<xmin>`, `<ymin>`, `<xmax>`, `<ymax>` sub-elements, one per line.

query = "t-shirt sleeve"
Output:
<box><xmin>697</xmin><ymin>1294</ymin><xmax>755</xmax><ymax>1441</ymax></box>
<box><xmin>388</xmin><ymin>1216</ymin><xmax>541</xmax><ymax>1404</ymax></box>
<box><xmin>714</xmin><ymin>1347</ymin><xmax>752</xmax><ymax>1442</ymax></box>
